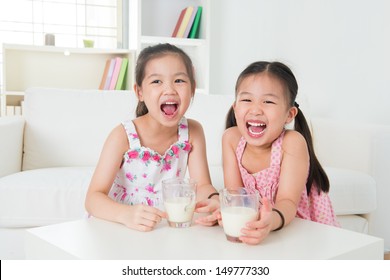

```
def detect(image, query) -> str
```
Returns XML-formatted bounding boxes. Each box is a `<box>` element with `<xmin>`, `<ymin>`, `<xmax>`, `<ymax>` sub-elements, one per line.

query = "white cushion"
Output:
<box><xmin>186</xmin><ymin>92</ymin><xmax>234</xmax><ymax>167</ymax></box>
<box><xmin>209</xmin><ymin>165</ymin><xmax>224</xmax><ymax>190</ymax></box>
<box><xmin>0</xmin><ymin>167</ymin><xmax>93</xmax><ymax>227</ymax></box>
<box><xmin>337</xmin><ymin>215</ymin><xmax>369</xmax><ymax>234</ymax></box>
<box><xmin>22</xmin><ymin>88</ymin><xmax>138</xmax><ymax>170</ymax></box>
<box><xmin>326</xmin><ymin>167</ymin><xmax>376</xmax><ymax>215</ymax></box>
<box><xmin>0</xmin><ymin>116</ymin><xmax>24</xmax><ymax>177</ymax></box>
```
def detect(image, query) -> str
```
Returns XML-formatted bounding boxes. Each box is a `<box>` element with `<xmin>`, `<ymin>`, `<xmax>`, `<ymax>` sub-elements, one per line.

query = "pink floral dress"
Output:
<box><xmin>108</xmin><ymin>117</ymin><xmax>191</xmax><ymax>210</ymax></box>
<box><xmin>236</xmin><ymin>130</ymin><xmax>340</xmax><ymax>227</ymax></box>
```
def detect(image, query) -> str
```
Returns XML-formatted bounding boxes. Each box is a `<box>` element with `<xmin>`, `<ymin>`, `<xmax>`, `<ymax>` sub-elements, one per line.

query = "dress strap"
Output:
<box><xmin>121</xmin><ymin>119</ymin><xmax>141</xmax><ymax>148</ymax></box>
<box><xmin>235</xmin><ymin>136</ymin><xmax>246</xmax><ymax>162</ymax></box>
<box><xmin>235</xmin><ymin>137</ymin><xmax>257</xmax><ymax>194</ymax></box>
<box><xmin>178</xmin><ymin>117</ymin><xmax>189</xmax><ymax>142</ymax></box>
<box><xmin>269</xmin><ymin>130</ymin><xmax>285</xmax><ymax>167</ymax></box>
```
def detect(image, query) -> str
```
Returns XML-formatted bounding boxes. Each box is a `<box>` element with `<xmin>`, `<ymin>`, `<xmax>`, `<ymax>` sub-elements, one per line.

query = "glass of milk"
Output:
<box><xmin>219</xmin><ymin>188</ymin><xmax>260</xmax><ymax>242</ymax></box>
<box><xmin>162</xmin><ymin>178</ymin><xmax>197</xmax><ymax>228</ymax></box>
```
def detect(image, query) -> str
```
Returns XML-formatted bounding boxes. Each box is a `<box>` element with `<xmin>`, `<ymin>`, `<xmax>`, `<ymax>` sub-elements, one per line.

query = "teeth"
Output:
<box><xmin>248</xmin><ymin>129</ymin><xmax>264</xmax><ymax>135</ymax></box>
<box><xmin>247</xmin><ymin>122</ymin><xmax>265</xmax><ymax>126</ymax></box>
<box><xmin>165</xmin><ymin>102</ymin><xmax>176</xmax><ymax>105</ymax></box>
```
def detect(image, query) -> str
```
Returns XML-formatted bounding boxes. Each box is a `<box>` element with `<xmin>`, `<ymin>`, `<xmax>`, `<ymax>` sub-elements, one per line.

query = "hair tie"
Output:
<box><xmin>294</xmin><ymin>101</ymin><xmax>299</xmax><ymax>108</ymax></box>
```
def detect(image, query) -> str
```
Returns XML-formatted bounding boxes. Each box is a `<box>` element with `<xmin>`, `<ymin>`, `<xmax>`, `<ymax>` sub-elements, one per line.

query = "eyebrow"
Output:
<box><xmin>237</xmin><ymin>92</ymin><xmax>280</xmax><ymax>99</ymax></box>
<box><xmin>145</xmin><ymin>72</ymin><xmax>189</xmax><ymax>80</ymax></box>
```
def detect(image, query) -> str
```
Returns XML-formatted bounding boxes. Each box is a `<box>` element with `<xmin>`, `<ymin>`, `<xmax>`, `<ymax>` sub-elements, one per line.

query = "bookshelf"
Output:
<box><xmin>132</xmin><ymin>0</ymin><xmax>210</xmax><ymax>94</ymax></box>
<box><xmin>1</xmin><ymin>44</ymin><xmax>136</xmax><ymax>116</ymax></box>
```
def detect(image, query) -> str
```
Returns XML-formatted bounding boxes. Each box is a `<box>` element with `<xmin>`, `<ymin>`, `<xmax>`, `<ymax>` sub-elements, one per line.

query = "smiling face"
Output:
<box><xmin>233</xmin><ymin>72</ymin><xmax>297</xmax><ymax>147</ymax></box>
<box><xmin>135</xmin><ymin>53</ymin><xmax>193</xmax><ymax>126</ymax></box>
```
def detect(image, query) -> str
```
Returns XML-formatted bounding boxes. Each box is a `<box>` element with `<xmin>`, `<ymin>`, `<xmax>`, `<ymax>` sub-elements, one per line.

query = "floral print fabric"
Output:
<box><xmin>108</xmin><ymin>117</ymin><xmax>191</xmax><ymax>210</ymax></box>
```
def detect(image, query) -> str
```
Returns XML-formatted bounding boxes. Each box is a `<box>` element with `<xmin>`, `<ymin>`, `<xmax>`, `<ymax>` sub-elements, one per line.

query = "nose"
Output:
<box><xmin>163</xmin><ymin>81</ymin><xmax>177</xmax><ymax>94</ymax></box>
<box><xmin>249</xmin><ymin>103</ymin><xmax>263</xmax><ymax>115</ymax></box>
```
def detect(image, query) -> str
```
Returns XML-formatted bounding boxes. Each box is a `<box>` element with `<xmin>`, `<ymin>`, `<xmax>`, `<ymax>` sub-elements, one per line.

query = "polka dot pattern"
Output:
<box><xmin>236</xmin><ymin>130</ymin><xmax>340</xmax><ymax>227</ymax></box>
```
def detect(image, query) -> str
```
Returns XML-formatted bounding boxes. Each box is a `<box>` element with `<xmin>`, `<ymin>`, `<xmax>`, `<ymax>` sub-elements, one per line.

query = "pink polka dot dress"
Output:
<box><xmin>108</xmin><ymin>117</ymin><xmax>191</xmax><ymax>211</ymax></box>
<box><xmin>236</xmin><ymin>130</ymin><xmax>340</xmax><ymax>227</ymax></box>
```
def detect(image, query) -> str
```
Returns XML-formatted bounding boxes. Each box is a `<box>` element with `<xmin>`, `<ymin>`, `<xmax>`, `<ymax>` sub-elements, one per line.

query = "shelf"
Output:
<box><xmin>1</xmin><ymin>44</ymin><xmax>136</xmax><ymax>116</ymax></box>
<box><xmin>135</xmin><ymin>0</ymin><xmax>210</xmax><ymax>94</ymax></box>
<box><xmin>1</xmin><ymin>91</ymin><xmax>25</xmax><ymax>96</ymax></box>
<box><xmin>141</xmin><ymin>36</ymin><xmax>206</xmax><ymax>47</ymax></box>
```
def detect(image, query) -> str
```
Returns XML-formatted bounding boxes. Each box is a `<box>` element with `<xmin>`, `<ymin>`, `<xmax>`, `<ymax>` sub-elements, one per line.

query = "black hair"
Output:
<box><xmin>134</xmin><ymin>43</ymin><xmax>196</xmax><ymax>117</ymax></box>
<box><xmin>226</xmin><ymin>61</ymin><xmax>329</xmax><ymax>194</ymax></box>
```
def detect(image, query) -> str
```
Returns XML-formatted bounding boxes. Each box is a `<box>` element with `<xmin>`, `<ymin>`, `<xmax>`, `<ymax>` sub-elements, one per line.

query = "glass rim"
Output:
<box><xmin>219</xmin><ymin>188</ymin><xmax>259</xmax><ymax>197</ymax></box>
<box><xmin>162</xmin><ymin>178</ymin><xmax>197</xmax><ymax>190</ymax></box>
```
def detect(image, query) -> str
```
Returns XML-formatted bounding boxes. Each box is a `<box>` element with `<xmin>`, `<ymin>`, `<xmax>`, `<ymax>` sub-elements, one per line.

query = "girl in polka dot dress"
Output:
<box><xmin>222</xmin><ymin>61</ymin><xmax>339</xmax><ymax>245</ymax></box>
<box><xmin>85</xmin><ymin>44</ymin><xmax>219</xmax><ymax>232</ymax></box>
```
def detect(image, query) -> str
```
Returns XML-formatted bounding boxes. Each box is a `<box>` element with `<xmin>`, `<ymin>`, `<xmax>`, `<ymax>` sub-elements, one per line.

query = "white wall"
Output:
<box><xmin>210</xmin><ymin>0</ymin><xmax>390</xmax><ymax>125</ymax></box>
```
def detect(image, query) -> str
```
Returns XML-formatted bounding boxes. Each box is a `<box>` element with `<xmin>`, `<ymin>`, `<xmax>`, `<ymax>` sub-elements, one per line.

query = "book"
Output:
<box><xmin>104</xmin><ymin>58</ymin><xmax>117</xmax><ymax>90</ymax></box>
<box><xmin>189</xmin><ymin>6</ymin><xmax>202</xmax><ymax>39</ymax></box>
<box><xmin>176</xmin><ymin>6</ymin><xmax>194</xmax><ymax>38</ymax></box>
<box><xmin>183</xmin><ymin>6</ymin><xmax>198</xmax><ymax>38</ymax></box>
<box><xmin>172</xmin><ymin>7</ymin><xmax>187</xmax><ymax>37</ymax></box>
<box><xmin>6</xmin><ymin>106</ymin><xmax>15</xmax><ymax>116</ymax></box>
<box><xmin>109</xmin><ymin>57</ymin><xmax>123</xmax><ymax>90</ymax></box>
<box><xmin>99</xmin><ymin>59</ymin><xmax>111</xmax><ymax>90</ymax></box>
<box><xmin>14</xmin><ymin>106</ymin><xmax>22</xmax><ymax>116</ymax></box>
<box><xmin>115</xmin><ymin>57</ymin><xmax>128</xmax><ymax>90</ymax></box>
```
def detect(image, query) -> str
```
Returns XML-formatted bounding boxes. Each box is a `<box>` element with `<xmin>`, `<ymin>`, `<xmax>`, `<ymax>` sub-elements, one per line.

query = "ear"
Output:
<box><xmin>285</xmin><ymin>106</ymin><xmax>298</xmax><ymax>124</ymax></box>
<box><xmin>232</xmin><ymin>101</ymin><xmax>237</xmax><ymax>111</ymax></box>
<box><xmin>133</xmin><ymin>84</ymin><xmax>143</xmax><ymax>101</ymax></box>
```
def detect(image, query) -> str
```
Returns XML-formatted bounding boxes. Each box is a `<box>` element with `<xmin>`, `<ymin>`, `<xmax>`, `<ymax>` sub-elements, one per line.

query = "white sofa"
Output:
<box><xmin>0</xmin><ymin>88</ymin><xmax>388</xmax><ymax>259</ymax></box>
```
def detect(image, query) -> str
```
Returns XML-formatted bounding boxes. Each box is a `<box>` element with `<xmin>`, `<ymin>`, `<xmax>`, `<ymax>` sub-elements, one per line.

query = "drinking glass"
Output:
<box><xmin>219</xmin><ymin>188</ymin><xmax>260</xmax><ymax>242</ymax></box>
<box><xmin>162</xmin><ymin>178</ymin><xmax>197</xmax><ymax>228</ymax></box>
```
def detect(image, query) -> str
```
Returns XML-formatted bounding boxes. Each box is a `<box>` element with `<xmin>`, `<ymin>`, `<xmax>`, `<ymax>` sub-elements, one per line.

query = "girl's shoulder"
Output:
<box><xmin>282</xmin><ymin>129</ymin><xmax>309</xmax><ymax>156</ymax></box>
<box><xmin>222</xmin><ymin>126</ymin><xmax>241</xmax><ymax>146</ymax></box>
<box><xmin>186</xmin><ymin>118</ymin><xmax>204</xmax><ymax>142</ymax></box>
<box><xmin>105</xmin><ymin>123</ymin><xmax>130</xmax><ymax>153</ymax></box>
<box><xmin>186</xmin><ymin>118</ymin><xmax>202</xmax><ymax>129</ymax></box>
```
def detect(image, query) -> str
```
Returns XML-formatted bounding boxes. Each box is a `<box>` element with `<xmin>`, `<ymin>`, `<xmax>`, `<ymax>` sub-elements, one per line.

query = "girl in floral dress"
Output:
<box><xmin>85</xmin><ymin>44</ymin><xmax>219</xmax><ymax>232</ymax></box>
<box><xmin>222</xmin><ymin>61</ymin><xmax>339</xmax><ymax>245</ymax></box>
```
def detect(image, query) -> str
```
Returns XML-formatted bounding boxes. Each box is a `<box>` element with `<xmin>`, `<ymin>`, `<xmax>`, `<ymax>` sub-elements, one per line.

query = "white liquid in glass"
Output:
<box><xmin>221</xmin><ymin>206</ymin><xmax>258</xmax><ymax>237</ymax></box>
<box><xmin>164</xmin><ymin>197</ymin><xmax>195</xmax><ymax>223</ymax></box>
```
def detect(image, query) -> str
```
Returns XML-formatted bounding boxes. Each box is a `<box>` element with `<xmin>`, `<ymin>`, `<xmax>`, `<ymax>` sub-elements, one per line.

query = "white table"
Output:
<box><xmin>25</xmin><ymin>217</ymin><xmax>383</xmax><ymax>260</ymax></box>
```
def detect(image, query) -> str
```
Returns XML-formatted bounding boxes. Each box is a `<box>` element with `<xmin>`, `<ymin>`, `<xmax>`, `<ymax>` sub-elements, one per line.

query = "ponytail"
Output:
<box><xmin>136</xmin><ymin>101</ymin><xmax>148</xmax><ymax>117</ymax></box>
<box><xmin>294</xmin><ymin>107</ymin><xmax>329</xmax><ymax>194</ymax></box>
<box><xmin>225</xmin><ymin>105</ymin><xmax>237</xmax><ymax>129</ymax></box>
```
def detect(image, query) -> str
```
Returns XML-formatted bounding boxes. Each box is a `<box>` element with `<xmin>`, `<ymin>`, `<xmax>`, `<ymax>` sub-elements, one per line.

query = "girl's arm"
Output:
<box><xmin>272</xmin><ymin>130</ymin><xmax>309</xmax><ymax>228</ymax></box>
<box><xmin>241</xmin><ymin>130</ymin><xmax>309</xmax><ymax>244</ymax></box>
<box><xmin>187</xmin><ymin>119</ymin><xmax>219</xmax><ymax>225</ymax></box>
<box><xmin>222</xmin><ymin>127</ymin><xmax>245</xmax><ymax>189</ymax></box>
<box><xmin>85</xmin><ymin>125</ymin><xmax>165</xmax><ymax>232</ymax></box>
<box><xmin>187</xmin><ymin>119</ymin><xmax>216</xmax><ymax>200</ymax></box>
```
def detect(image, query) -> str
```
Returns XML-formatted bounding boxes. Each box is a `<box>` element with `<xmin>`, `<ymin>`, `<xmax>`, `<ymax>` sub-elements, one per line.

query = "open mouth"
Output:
<box><xmin>247</xmin><ymin>121</ymin><xmax>266</xmax><ymax>136</ymax></box>
<box><xmin>161</xmin><ymin>101</ymin><xmax>178</xmax><ymax>116</ymax></box>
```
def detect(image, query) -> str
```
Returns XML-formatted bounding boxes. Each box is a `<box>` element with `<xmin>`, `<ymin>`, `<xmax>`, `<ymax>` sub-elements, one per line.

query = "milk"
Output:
<box><xmin>221</xmin><ymin>206</ymin><xmax>258</xmax><ymax>237</ymax></box>
<box><xmin>164</xmin><ymin>197</ymin><xmax>195</xmax><ymax>223</ymax></box>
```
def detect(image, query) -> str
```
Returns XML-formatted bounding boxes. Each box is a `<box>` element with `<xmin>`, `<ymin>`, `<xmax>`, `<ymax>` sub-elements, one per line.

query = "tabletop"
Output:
<box><xmin>25</xmin><ymin>216</ymin><xmax>383</xmax><ymax>260</ymax></box>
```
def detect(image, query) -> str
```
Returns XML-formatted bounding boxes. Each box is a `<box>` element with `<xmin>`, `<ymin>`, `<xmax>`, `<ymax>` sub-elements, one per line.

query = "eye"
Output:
<box><xmin>175</xmin><ymin>79</ymin><xmax>186</xmax><ymax>83</ymax></box>
<box><xmin>264</xmin><ymin>100</ymin><xmax>276</xmax><ymax>104</ymax></box>
<box><xmin>240</xmin><ymin>98</ymin><xmax>251</xmax><ymax>102</ymax></box>
<box><xmin>151</xmin><ymin>79</ymin><xmax>161</xmax><ymax>84</ymax></box>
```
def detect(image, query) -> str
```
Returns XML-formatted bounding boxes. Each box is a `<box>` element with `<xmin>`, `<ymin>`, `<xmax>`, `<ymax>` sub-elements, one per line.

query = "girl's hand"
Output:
<box><xmin>194</xmin><ymin>198</ymin><xmax>220</xmax><ymax>226</ymax></box>
<box><xmin>239</xmin><ymin>197</ymin><xmax>273</xmax><ymax>245</ymax></box>
<box><xmin>119</xmin><ymin>204</ymin><xmax>167</xmax><ymax>232</ymax></box>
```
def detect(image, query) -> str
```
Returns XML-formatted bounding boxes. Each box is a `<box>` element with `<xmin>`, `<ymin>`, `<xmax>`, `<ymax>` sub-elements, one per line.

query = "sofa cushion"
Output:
<box><xmin>186</xmin><ymin>92</ymin><xmax>235</xmax><ymax>167</ymax></box>
<box><xmin>0</xmin><ymin>167</ymin><xmax>93</xmax><ymax>227</ymax></box>
<box><xmin>337</xmin><ymin>215</ymin><xmax>369</xmax><ymax>234</ymax></box>
<box><xmin>22</xmin><ymin>88</ymin><xmax>137</xmax><ymax>170</ymax></box>
<box><xmin>0</xmin><ymin>116</ymin><xmax>24</xmax><ymax>177</ymax></box>
<box><xmin>326</xmin><ymin>167</ymin><xmax>376</xmax><ymax>215</ymax></box>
